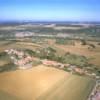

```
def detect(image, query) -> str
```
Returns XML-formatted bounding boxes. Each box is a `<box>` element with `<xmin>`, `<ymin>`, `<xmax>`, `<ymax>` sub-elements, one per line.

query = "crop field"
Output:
<box><xmin>54</xmin><ymin>40</ymin><xmax>100</xmax><ymax>66</ymax></box>
<box><xmin>0</xmin><ymin>23</ymin><xmax>99</xmax><ymax>100</ymax></box>
<box><xmin>0</xmin><ymin>65</ymin><xmax>95</xmax><ymax>100</ymax></box>
<box><xmin>37</xmin><ymin>74</ymin><xmax>95</xmax><ymax>100</ymax></box>
<box><xmin>53</xmin><ymin>26</ymin><xmax>83</xmax><ymax>30</ymax></box>
<box><xmin>0</xmin><ymin>39</ymin><xmax>100</xmax><ymax>68</ymax></box>
<box><xmin>0</xmin><ymin>40</ymin><xmax>41</xmax><ymax>53</ymax></box>
<box><xmin>0</xmin><ymin>65</ymin><xmax>67</xmax><ymax>100</ymax></box>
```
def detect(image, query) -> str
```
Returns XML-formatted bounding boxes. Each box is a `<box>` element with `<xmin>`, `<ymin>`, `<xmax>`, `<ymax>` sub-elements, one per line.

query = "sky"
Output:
<box><xmin>0</xmin><ymin>0</ymin><xmax>100</xmax><ymax>21</ymax></box>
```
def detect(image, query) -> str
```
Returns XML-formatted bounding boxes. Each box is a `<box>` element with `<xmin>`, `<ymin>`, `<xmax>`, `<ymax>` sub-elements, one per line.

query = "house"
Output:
<box><xmin>74</xmin><ymin>68</ymin><xmax>84</xmax><ymax>74</ymax></box>
<box><xmin>41</xmin><ymin>59</ymin><xmax>64</xmax><ymax>67</ymax></box>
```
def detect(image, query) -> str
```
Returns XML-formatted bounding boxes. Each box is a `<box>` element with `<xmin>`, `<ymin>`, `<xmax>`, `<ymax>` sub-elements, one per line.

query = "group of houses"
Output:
<box><xmin>41</xmin><ymin>59</ymin><xmax>84</xmax><ymax>75</ymax></box>
<box><xmin>5</xmin><ymin>49</ymin><xmax>33</xmax><ymax>69</ymax></box>
<box><xmin>41</xmin><ymin>59</ymin><xmax>100</xmax><ymax>79</ymax></box>
<box><xmin>4</xmin><ymin>49</ymin><xmax>100</xmax><ymax>79</ymax></box>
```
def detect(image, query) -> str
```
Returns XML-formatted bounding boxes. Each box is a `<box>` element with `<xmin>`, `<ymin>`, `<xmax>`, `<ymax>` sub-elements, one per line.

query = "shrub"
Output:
<box><xmin>0</xmin><ymin>63</ymin><xmax>17</xmax><ymax>73</ymax></box>
<box><xmin>62</xmin><ymin>53</ymin><xmax>88</xmax><ymax>67</ymax></box>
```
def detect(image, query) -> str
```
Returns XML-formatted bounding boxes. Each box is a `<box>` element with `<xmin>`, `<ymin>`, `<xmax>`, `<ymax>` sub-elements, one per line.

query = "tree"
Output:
<box><xmin>89</xmin><ymin>44</ymin><xmax>95</xmax><ymax>48</ymax></box>
<box><xmin>80</xmin><ymin>39</ymin><xmax>87</xmax><ymax>45</ymax></box>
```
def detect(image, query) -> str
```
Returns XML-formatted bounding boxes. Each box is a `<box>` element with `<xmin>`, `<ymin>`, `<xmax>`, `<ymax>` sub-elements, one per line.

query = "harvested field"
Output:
<box><xmin>37</xmin><ymin>75</ymin><xmax>95</xmax><ymax>100</ymax></box>
<box><xmin>0</xmin><ymin>65</ymin><xmax>95</xmax><ymax>100</ymax></box>
<box><xmin>0</xmin><ymin>65</ymin><xmax>67</xmax><ymax>100</ymax></box>
<box><xmin>53</xmin><ymin>26</ymin><xmax>82</xmax><ymax>30</ymax></box>
<box><xmin>0</xmin><ymin>41</ymin><xmax>41</xmax><ymax>53</ymax></box>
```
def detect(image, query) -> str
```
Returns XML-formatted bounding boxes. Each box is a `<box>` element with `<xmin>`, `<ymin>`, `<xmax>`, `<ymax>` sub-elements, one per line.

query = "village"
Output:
<box><xmin>5</xmin><ymin>49</ymin><xmax>33</xmax><ymax>69</ymax></box>
<box><xmin>4</xmin><ymin>48</ymin><xmax>100</xmax><ymax>100</ymax></box>
<box><xmin>4</xmin><ymin>48</ymin><xmax>100</xmax><ymax>79</ymax></box>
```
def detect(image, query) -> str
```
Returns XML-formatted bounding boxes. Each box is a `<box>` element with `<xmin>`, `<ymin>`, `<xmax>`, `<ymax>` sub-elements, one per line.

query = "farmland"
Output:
<box><xmin>0</xmin><ymin>65</ymin><xmax>95</xmax><ymax>100</ymax></box>
<box><xmin>0</xmin><ymin>23</ymin><xmax>100</xmax><ymax>100</ymax></box>
<box><xmin>54</xmin><ymin>40</ymin><xmax>100</xmax><ymax>66</ymax></box>
<box><xmin>0</xmin><ymin>39</ymin><xmax>98</xmax><ymax>100</ymax></box>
